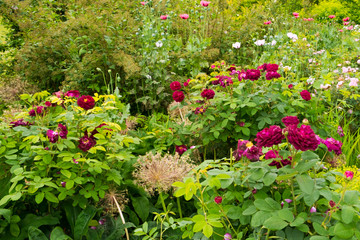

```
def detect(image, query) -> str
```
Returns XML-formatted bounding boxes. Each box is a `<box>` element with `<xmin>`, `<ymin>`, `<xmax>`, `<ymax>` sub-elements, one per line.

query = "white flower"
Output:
<box><xmin>307</xmin><ymin>77</ymin><xmax>315</xmax><ymax>85</ymax></box>
<box><xmin>287</xmin><ymin>32</ymin><xmax>298</xmax><ymax>41</ymax></box>
<box><xmin>302</xmin><ymin>37</ymin><xmax>307</xmax><ymax>41</ymax></box>
<box><xmin>337</xmin><ymin>81</ymin><xmax>344</xmax><ymax>89</ymax></box>
<box><xmin>145</xmin><ymin>75</ymin><xmax>152</xmax><ymax>79</ymax></box>
<box><xmin>320</xmin><ymin>84</ymin><xmax>331</xmax><ymax>89</ymax></box>
<box><xmin>271</xmin><ymin>40</ymin><xmax>277</xmax><ymax>46</ymax></box>
<box><xmin>342</xmin><ymin>67</ymin><xmax>350</xmax><ymax>73</ymax></box>
<box><xmin>283</xmin><ymin>66</ymin><xmax>291</xmax><ymax>71</ymax></box>
<box><xmin>309</xmin><ymin>59</ymin><xmax>315</xmax><ymax>63</ymax></box>
<box><xmin>345</xmin><ymin>61</ymin><xmax>351</xmax><ymax>64</ymax></box>
<box><xmin>355</xmin><ymin>39</ymin><xmax>359</xmax><ymax>42</ymax></box>
<box><xmin>254</xmin><ymin>39</ymin><xmax>265</xmax><ymax>46</ymax></box>
<box><xmin>232</xmin><ymin>42</ymin><xmax>241</xmax><ymax>49</ymax></box>
<box><xmin>155</xmin><ymin>40</ymin><xmax>163</xmax><ymax>48</ymax></box>
<box><xmin>357</xmin><ymin>59</ymin><xmax>360</xmax><ymax>64</ymax></box>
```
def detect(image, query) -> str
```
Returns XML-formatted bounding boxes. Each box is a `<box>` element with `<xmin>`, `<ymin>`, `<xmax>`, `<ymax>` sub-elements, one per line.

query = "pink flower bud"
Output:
<box><xmin>214</xmin><ymin>196</ymin><xmax>222</xmax><ymax>204</ymax></box>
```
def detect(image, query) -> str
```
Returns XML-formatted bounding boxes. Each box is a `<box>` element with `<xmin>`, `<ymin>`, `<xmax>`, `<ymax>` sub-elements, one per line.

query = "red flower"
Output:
<box><xmin>45</xmin><ymin>101</ymin><xmax>52</xmax><ymax>107</ymax></box>
<box><xmin>329</xmin><ymin>15</ymin><xmax>335</xmax><ymax>19</ymax></box>
<box><xmin>179</xmin><ymin>14</ymin><xmax>189</xmax><ymax>19</ymax></box>
<box><xmin>77</xmin><ymin>95</ymin><xmax>95</xmax><ymax>110</ymax></box>
<box><xmin>288</xmin><ymin>84</ymin><xmax>294</xmax><ymax>89</ymax></box>
<box><xmin>65</xmin><ymin>90</ymin><xmax>80</xmax><ymax>98</ymax></box>
<box><xmin>201</xmin><ymin>89</ymin><xmax>215</xmax><ymax>99</ymax></box>
<box><xmin>183</xmin><ymin>79</ymin><xmax>190</xmax><ymax>87</ymax></box>
<box><xmin>245</xmin><ymin>69</ymin><xmax>261</xmax><ymax>81</ymax></box>
<box><xmin>329</xmin><ymin>200</ymin><xmax>336</xmax><ymax>208</ymax></box>
<box><xmin>343</xmin><ymin>17</ymin><xmax>350</xmax><ymax>22</ymax></box>
<box><xmin>245</xmin><ymin>145</ymin><xmax>262</xmax><ymax>162</ymax></box>
<box><xmin>265</xmin><ymin>71</ymin><xmax>281</xmax><ymax>80</ymax></box>
<box><xmin>266</xmin><ymin>150</ymin><xmax>292</xmax><ymax>168</ymax></box>
<box><xmin>300</xmin><ymin>90</ymin><xmax>311</xmax><ymax>101</ymax></box>
<box><xmin>78</xmin><ymin>133</ymin><xmax>96</xmax><ymax>152</ymax></box>
<box><xmin>47</xmin><ymin>129</ymin><xmax>59</xmax><ymax>143</ymax></box>
<box><xmin>58</xmin><ymin>123</ymin><xmax>68</xmax><ymax>139</ymax></box>
<box><xmin>214</xmin><ymin>196</ymin><xmax>222</xmax><ymax>204</ymax></box>
<box><xmin>172</xmin><ymin>91</ymin><xmax>185</xmax><ymax>102</ymax></box>
<box><xmin>175</xmin><ymin>145</ymin><xmax>187</xmax><ymax>155</ymax></box>
<box><xmin>287</xmin><ymin>125</ymin><xmax>319</xmax><ymax>151</ymax></box>
<box><xmin>36</xmin><ymin>106</ymin><xmax>45</xmax><ymax>116</ymax></box>
<box><xmin>255</xmin><ymin>125</ymin><xmax>285</xmax><ymax>148</ymax></box>
<box><xmin>170</xmin><ymin>81</ymin><xmax>182</xmax><ymax>91</ymax></box>
<box><xmin>323</xmin><ymin>138</ymin><xmax>342</xmax><ymax>155</ymax></box>
<box><xmin>160</xmin><ymin>15</ymin><xmax>168</xmax><ymax>20</ymax></box>
<box><xmin>29</xmin><ymin>109</ymin><xmax>36</xmax><ymax>117</ymax></box>
<box><xmin>10</xmin><ymin>119</ymin><xmax>31</xmax><ymax>127</ymax></box>
<box><xmin>266</xmin><ymin>64</ymin><xmax>279</xmax><ymax>72</ymax></box>
<box><xmin>281</xmin><ymin>116</ymin><xmax>299</xmax><ymax>127</ymax></box>
<box><xmin>344</xmin><ymin>171</ymin><xmax>354</xmax><ymax>180</ymax></box>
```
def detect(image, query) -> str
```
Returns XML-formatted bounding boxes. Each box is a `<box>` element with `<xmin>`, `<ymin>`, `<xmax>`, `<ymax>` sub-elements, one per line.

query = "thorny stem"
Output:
<box><xmin>112</xmin><ymin>196</ymin><xmax>129</xmax><ymax>240</ymax></box>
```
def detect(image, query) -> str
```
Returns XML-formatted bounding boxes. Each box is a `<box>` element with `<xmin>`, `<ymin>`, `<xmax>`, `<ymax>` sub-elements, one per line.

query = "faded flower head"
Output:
<box><xmin>100</xmin><ymin>189</ymin><xmax>129</xmax><ymax>215</ymax></box>
<box><xmin>133</xmin><ymin>152</ymin><xmax>194</xmax><ymax>194</ymax></box>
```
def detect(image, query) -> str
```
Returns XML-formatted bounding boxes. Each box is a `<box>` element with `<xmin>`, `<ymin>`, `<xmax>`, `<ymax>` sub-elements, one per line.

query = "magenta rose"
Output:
<box><xmin>287</xmin><ymin>125</ymin><xmax>319</xmax><ymax>151</ymax></box>
<box><xmin>323</xmin><ymin>138</ymin><xmax>342</xmax><ymax>155</ymax></box>
<box><xmin>214</xmin><ymin>196</ymin><xmax>222</xmax><ymax>204</ymax></box>
<box><xmin>244</xmin><ymin>145</ymin><xmax>262</xmax><ymax>162</ymax></box>
<box><xmin>65</xmin><ymin>90</ymin><xmax>80</xmax><ymax>98</ymax></box>
<box><xmin>170</xmin><ymin>81</ymin><xmax>182</xmax><ymax>91</ymax></box>
<box><xmin>281</xmin><ymin>116</ymin><xmax>300</xmax><ymax>127</ymax></box>
<box><xmin>300</xmin><ymin>90</ymin><xmax>311</xmax><ymax>101</ymax></box>
<box><xmin>10</xmin><ymin>119</ymin><xmax>31</xmax><ymax>127</ymax></box>
<box><xmin>58</xmin><ymin>123</ymin><xmax>68</xmax><ymax>139</ymax></box>
<box><xmin>266</xmin><ymin>64</ymin><xmax>279</xmax><ymax>72</ymax></box>
<box><xmin>233</xmin><ymin>140</ymin><xmax>251</xmax><ymax>161</ymax></box>
<box><xmin>265</xmin><ymin>71</ymin><xmax>281</xmax><ymax>80</ymax></box>
<box><xmin>47</xmin><ymin>129</ymin><xmax>59</xmax><ymax>143</ymax></box>
<box><xmin>172</xmin><ymin>91</ymin><xmax>185</xmax><ymax>102</ymax></box>
<box><xmin>266</xmin><ymin>150</ymin><xmax>292</xmax><ymax>168</ymax></box>
<box><xmin>245</xmin><ymin>69</ymin><xmax>261</xmax><ymax>81</ymax></box>
<box><xmin>255</xmin><ymin>125</ymin><xmax>285</xmax><ymax>148</ymax></box>
<box><xmin>77</xmin><ymin>95</ymin><xmax>95</xmax><ymax>110</ymax></box>
<box><xmin>201</xmin><ymin>89</ymin><xmax>215</xmax><ymax>99</ymax></box>
<box><xmin>238</xmin><ymin>71</ymin><xmax>246</xmax><ymax>81</ymax></box>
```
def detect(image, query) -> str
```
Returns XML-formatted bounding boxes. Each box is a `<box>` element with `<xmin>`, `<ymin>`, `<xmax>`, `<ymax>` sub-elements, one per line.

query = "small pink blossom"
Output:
<box><xmin>264</xmin><ymin>20</ymin><xmax>272</xmax><ymax>25</ymax></box>
<box><xmin>344</xmin><ymin>22</ymin><xmax>350</xmax><ymax>26</ymax></box>
<box><xmin>329</xmin><ymin>15</ymin><xmax>335</xmax><ymax>19</ymax></box>
<box><xmin>140</xmin><ymin>1</ymin><xmax>148</xmax><ymax>5</ymax></box>
<box><xmin>344</xmin><ymin>171</ymin><xmax>354</xmax><ymax>180</ymax></box>
<box><xmin>347</xmin><ymin>25</ymin><xmax>354</xmax><ymax>30</ymax></box>
<box><xmin>343</xmin><ymin>17</ymin><xmax>350</xmax><ymax>21</ymax></box>
<box><xmin>200</xmin><ymin>1</ymin><xmax>210</xmax><ymax>7</ymax></box>
<box><xmin>160</xmin><ymin>15</ymin><xmax>168</xmax><ymax>20</ymax></box>
<box><xmin>310</xmin><ymin>206</ymin><xmax>317</xmax><ymax>213</ymax></box>
<box><xmin>293</xmin><ymin>12</ymin><xmax>299</xmax><ymax>18</ymax></box>
<box><xmin>179</xmin><ymin>14</ymin><xmax>189</xmax><ymax>19</ymax></box>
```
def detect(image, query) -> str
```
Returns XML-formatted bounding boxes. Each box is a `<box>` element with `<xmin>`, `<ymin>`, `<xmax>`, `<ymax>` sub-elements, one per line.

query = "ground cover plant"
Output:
<box><xmin>0</xmin><ymin>0</ymin><xmax>360</xmax><ymax>239</ymax></box>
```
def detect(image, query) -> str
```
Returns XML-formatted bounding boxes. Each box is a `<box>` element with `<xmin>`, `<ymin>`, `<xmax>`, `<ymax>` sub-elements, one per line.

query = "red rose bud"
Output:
<box><xmin>344</xmin><ymin>171</ymin><xmax>354</xmax><ymax>180</ymax></box>
<box><xmin>329</xmin><ymin>200</ymin><xmax>336</xmax><ymax>208</ymax></box>
<box><xmin>214</xmin><ymin>196</ymin><xmax>222</xmax><ymax>204</ymax></box>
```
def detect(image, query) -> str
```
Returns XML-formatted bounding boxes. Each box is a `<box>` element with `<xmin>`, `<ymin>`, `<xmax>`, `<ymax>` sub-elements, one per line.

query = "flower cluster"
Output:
<box><xmin>266</xmin><ymin>150</ymin><xmax>292</xmax><ymax>169</ymax></box>
<box><xmin>212</xmin><ymin>75</ymin><xmax>233</xmax><ymax>87</ymax></box>
<box><xmin>47</xmin><ymin>123</ymin><xmax>68</xmax><ymax>143</ymax></box>
<box><xmin>233</xmin><ymin>140</ymin><xmax>262</xmax><ymax>162</ymax></box>
<box><xmin>170</xmin><ymin>81</ymin><xmax>185</xmax><ymax>102</ymax></box>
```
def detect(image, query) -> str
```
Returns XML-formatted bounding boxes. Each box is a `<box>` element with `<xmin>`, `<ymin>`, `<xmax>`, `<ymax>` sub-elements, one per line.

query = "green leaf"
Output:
<box><xmin>10</xmin><ymin>223</ymin><xmax>20</xmax><ymax>237</ymax></box>
<box><xmin>290</xmin><ymin>216</ymin><xmax>305</xmax><ymax>227</ymax></box>
<box><xmin>221</xmin><ymin>119</ymin><xmax>228</xmax><ymax>128</ymax></box>
<box><xmin>296</xmin><ymin>174</ymin><xmax>314</xmax><ymax>195</ymax></box>
<box><xmin>131</xmin><ymin>196</ymin><xmax>149</xmax><ymax>222</ymax></box>
<box><xmin>64</xmin><ymin>140</ymin><xmax>76</xmax><ymax>149</ymax></box>
<box><xmin>278</xmin><ymin>209</ymin><xmax>294</xmax><ymax>222</ymax></box>
<box><xmin>202</xmin><ymin>224</ymin><xmax>213</xmax><ymax>238</ymax></box>
<box><xmin>28</xmin><ymin>226</ymin><xmax>48</xmax><ymax>240</ymax></box>
<box><xmin>334</xmin><ymin>222</ymin><xmax>355</xmax><ymax>239</ymax></box>
<box><xmin>227</xmin><ymin>206</ymin><xmax>242</xmax><ymax>220</ymax></box>
<box><xmin>50</xmin><ymin>227</ymin><xmax>72</xmax><ymax>240</ymax></box>
<box><xmin>341</xmin><ymin>205</ymin><xmax>355</xmax><ymax>224</ymax></box>
<box><xmin>301</xmin><ymin>151</ymin><xmax>319</xmax><ymax>161</ymax></box>
<box><xmin>263</xmin><ymin>172</ymin><xmax>277</xmax><ymax>186</ymax></box>
<box><xmin>74</xmin><ymin>206</ymin><xmax>97</xmax><ymax>240</ymax></box>
<box><xmin>45</xmin><ymin>192</ymin><xmax>59</xmax><ymax>203</ymax></box>
<box><xmin>43</xmin><ymin>154</ymin><xmax>52</xmax><ymax>164</ymax></box>
<box><xmin>61</xmin><ymin>170</ymin><xmax>72</xmax><ymax>179</ymax></box>
<box><xmin>263</xmin><ymin>217</ymin><xmax>288</xmax><ymax>230</ymax></box>
<box><xmin>0</xmin><ymin>209</ymin><xmax>12</xmax><ymax>223</ymax></box>
<box><xmin>310</xmin><ymin>236</ymin><xmax>329</xmax><ymax>240</ymax></box>
<box><xmin>213</xmin><ymin>131</ymin><xmax>220</xmax><ymax>139</ymax></box>
<box><xmin>296</xmin><ymin>224</ymin><xmax>310</xmax><ymax>233</ymax></box>
<box><xmin>251</xmin><ymin>211</ymin><xmax>271</xmax><ymax>227</ymax></box>
<box><xmin>35</xmin><ymin>192</ymin><xmax>45</xmax><ymax>204</ymax></box>
<box><xmin>243</xmin><ymin>205</ymin><xmax>257</xmax><ymax>215</ymax></box>
<box><xmin>312</xmin><ymin>222</ymin><xmax>328</xmax><ymax>236</ymax></box>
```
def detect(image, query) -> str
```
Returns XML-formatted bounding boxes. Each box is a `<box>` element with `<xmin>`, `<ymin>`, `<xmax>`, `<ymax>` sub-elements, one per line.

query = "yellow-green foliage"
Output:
<box><xmin>309</xmin><ymin>0</ymin><xmax>349</xmax><ymax>21</ymax></box>
<box><xmin>335</xmin><ymin>165</ymin><xmax>360</xmax><ymax>191</ymax></box>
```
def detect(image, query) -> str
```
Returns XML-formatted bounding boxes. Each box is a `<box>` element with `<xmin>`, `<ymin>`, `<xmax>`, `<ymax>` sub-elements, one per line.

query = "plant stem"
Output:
<box><xmin>290</xmin><ymin>179</ymin><xmax>297</xmax><ymax>215</ymax></box>
<box><xmin>112</xmin><ymin>196</ymin><xmax>129</xmax><ymax>240</ymax></box>
<box><xmin>177</xmin><ymin>197</ymin><xmax>183</xmax><ymax>218</ymax></box>
<box><xmin>159</xmin><ymin>192</ymin><xmax>168</xmax><ymax>220</ymax></box>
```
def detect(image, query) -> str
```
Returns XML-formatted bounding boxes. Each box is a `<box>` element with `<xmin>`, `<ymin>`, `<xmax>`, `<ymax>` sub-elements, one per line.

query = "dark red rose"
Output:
<box><xmin>78</xmin><ymin>133</ymin><xmax>97</xmax><ymax>152</ymax></box>
<box><xmin>255</xmin><ymin>125</ymin><xmax>285</xmax><ymax>148</ymax></box>
<box><xmin>257</xmin><ymin>63</ymin><xmax>268</xmax><ymax>72</ymax></box>
<box><xmin>287</xmin><ymin>125</ymin><xmax>319</xmax><ymax>151</ymax></box>
<box><xmin>245</xmin><ymin>145</ymin><xmax>262</xmax><ymax>161</ymax></box>
<box><xmin>58</xmin><ymin>123</ymin><xmax>68</xmax><ymax>139</ymax></box>
<box><xmin>227</xmin><ymin>66</ymin><xmax>236</xmax><ymax>72</ymax></box>
<box><xmin>329</xmin><ymin>200</ymin><xmax>336</xmax><ymax>208</ymax></box>
<box><xmin>170</xmin><ymin>81</ymin><xmax>182</xmax><ymax>91</ymax></box>
<box><xmin>45</xmin><ymin>101</ymin><xmax>52</xmax><ymax>107</ymax></box>
<box><xmin>214</xmin><ymin>196</ymin><xmax>222</xmax><ymax>204</ymax></box>
<box><xmin>300</xmin><ymin>90</ymin><xmax>311</xmax><ymax>101</ymax></box>
<box><xmin>36</xmin><ymin>106</ymin><xmax>45</xmax><ymax>116</ymax></box>
<box><xmin>29</xmin><ymin>109</ymin><xmax>36</xmax><ymax>117</ymax></box>
<box><xmin>266</xmin><ymin>64</ymin><xmax>279</xmax><ymax>72</ymax></box>
<box><xmin>201</xmin><ymin>89</ymin><xmax>215</xmax><ymax>99</ymax></box>
<box><xmin>175</xmin><ymin>145</ymin><xmax>187</xmax><ymax>155</ymax></box>
<box><xmin>245</xmin><ymin>69</ymin><xmax>261</xmax><ymax>81</ymax></box>
<box><xmin>65</xmin><ymin>90</ymin><xmax>80</xmax><ymax>98</ymax></box>
<box><xmin>77</xmin><ymin>95</ymin><xmax>95</xmax><ymax>110</ymax></box>
<box><xmin>10</xmin><ymin>119</ymin><xmax>31</xmax><ymax>127</ymax></box>
<box><xmin>265</xmin><ymin>71</ymin><xmax>281</xmax><ymax>80</ymax></box>
<box><xmin>172</xmin><ymin>91</ymin><xmax>185</xmax><ymax>102</ymax></box>
<box><xmin>281</xmin><ymin>116</ymin><xmax>300</xmax><ymax>127</ymax></box>
<box><xmin>288</xmin><ymin>84</ymin><xmax>294</xmax><ymax>89</ymax></box>
<box><xmin>323</xmin><ymin>138</ymin><xmax>342</xmax><ymax>155</ymax></box>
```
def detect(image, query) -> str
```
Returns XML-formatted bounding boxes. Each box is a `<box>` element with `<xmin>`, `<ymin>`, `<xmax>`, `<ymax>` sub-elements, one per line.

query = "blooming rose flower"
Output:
<box><xmin>36</xmin><ymin>106</ymin><xmax>45</xmax><ymax>116</ymax></box>
<box><xmin>293</xmin><ymin>12</ymin><xmax>299</xmax><ymax>18</ymax></box>
<box><xmin>323</xmin><ymin>138</ymin><xmax>342</xmax><ymax>155</ymax></box>
<box><xmin>266</xmin><ymin>64</ymin><xmax>279</xmax><ymax>72</ymax></box>
<box><xmin>179</xmin><ymin>14</ymin><xmax>189</xmax><ymax>19</ymax></box>
<box><xmin>288</xmin><ymin>84</ymin><xmax>294</xmax><ymax>89</ymax></box>
<box><xmin>183</xmin><ymin>79</ymin><xmax>190</xmax><ymax>87</ymax></box>
<box><xmin>160</xmin><ymin>15</ymin><xmax>168</xmax><ymax>20</ymax></box>
<box><xmin>328</xmin><ymin>15</ymin><xmax>335</xmax><ymax>19</ymax></box>
<box><xmin>170</xmin><ymin>81</ymin><xmax>182</xmax><ymax>91</ymax></box>
<box><xmin>265</xmin><ymin>71</ymin><xmax>281</xmax><ymax>80</ymax></box>
<box><xmin>214</xmin><ymin>196</ymin><xmax>222</xmax><ymax>204</ymax></box>
<box><xmin>287</xmin><ymin>125</ymin><xmax>319</xmax><ymax>151</ymax></box>
<box><xmin>77</xmin><ymin>95</ymin><xmax>95</xmax><ymax>110</ymax></box>
<box><xmin>233</xmin><ymin>140</ymin><xmax>253</xmax><ymax>161</ymax></box>
<box><xmin>245</xmin><ymin>69</ymin><xmax>261</xmax><ymax>81</ymax></box>
<box><xmin>200</xmin><ymin>1</ymin><xmax>210</xmax><ymax>7</ymax></box>
<box><xmin>78</xmin><ymin>133</ymin><xmax>97</xmax><ymax>152</ymax></box>
<box><xmin>10</xmin><ymin>119</ymin><xmax>31</xmax><ymax>127</ymax></box>
<box><xmin>224</xmin><ymin>233</ymin><xmax>232</xmax><ymax>240</ymax></box>
<box><xmin>343</xmin><ymin>17</ymin><xmax>350</xmax><ymax>21</ymax></box>
<box><xmin>264</xmin><ymin>20</ymin><xmax>272</xmax><ymax>25</ymax></box>
<box><xmin>238</xmin><ymin>70</ymin><xmax>246</xmax><ymax>81</ymax></box>
<box><xmin>65</xmin><ymin>90</ymin><xmax>80</xmax><ymax>98</ymax></box>
<box><xmin>282</xmin><ymin>116</ymin><xmax>299</xmax><ymax>127</ymax></box>
<box><xmin>175</xmin><ymin>145</ymin><xmax>187</xmax><ymax>155</ymax></box>
<box><xmin>300</xmin><ymin>90</ymin><xmax>311</xmax><ymax>101</ymax></box>
<box><xmin>245</xmin><ymin>145</ymin><xmax>262</xmax><ymax>161</ymax></box>
<box><xmin>201</xmin><ymin>89</ymin><xmax>215</xmax><ymax>99</ymax></box>
<box><xmin>255</xmin><ymin>125</ymin><xmax>284</xmax><ymax>148</ymax></box>
<box><xmin>172</xmin><ymin>91</ymin><xmax>185</xmax><ymax>102</ymax></box>
<box><xmin>58</xmin><ymin>123</ymin><xmax>68</xmax><ymax>139</ymax></box>
<box><xmin>344</xmin><ymin>171</ymin><xmax>354</xmax><ymax>180</ymax></box>
<box><xmin>47</xmin><ymin>129</ymin><xmax>59</xmax><ymax>143</ymax></box>
<box><xmin>45</xmin><ymin>101</ymin><xmax>52</xmax><ymax>107</ymax></box>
